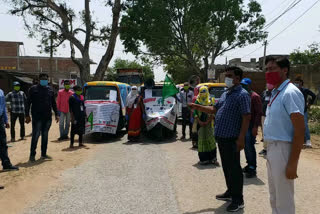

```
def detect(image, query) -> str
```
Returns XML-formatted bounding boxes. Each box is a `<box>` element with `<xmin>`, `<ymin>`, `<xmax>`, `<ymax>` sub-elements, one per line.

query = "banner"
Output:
<box><xmin>144</xmin><ymin>97</ymin><xmax>177</xmax><ymax>131</ymax></box>
<box><xmin>84</xmin><ymin>101</ymin><xmax>120</xmax><ymax>135</ymax></box>
<box><xmin>59</xmin><ymin>79</ymin><xmax>77</xmax><ymax>89</ymax></box>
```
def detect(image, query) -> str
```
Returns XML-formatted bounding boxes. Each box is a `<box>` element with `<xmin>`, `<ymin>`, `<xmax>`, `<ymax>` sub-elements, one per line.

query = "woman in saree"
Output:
<box><xmin>126</xmin><ymin>86</ymin><xmax>145</xmax><ymax>142</ymax></box>
<box><xmin>193</xmin><ymin>86</ymin><xmax>219</xmax><ymax>165</ymax></box>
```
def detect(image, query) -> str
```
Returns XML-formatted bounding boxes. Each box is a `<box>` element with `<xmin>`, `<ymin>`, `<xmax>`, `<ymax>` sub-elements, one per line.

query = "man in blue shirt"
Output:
<box><xmin>0</xmin><ymin>88</ymin><xmax>19</xmax><ymax>171</ymax></box>
<box><xmin>264</xmin><ymin>57</ymin><xmax>305</xmax><ymax>214</ymax></box>
<box><xmin>190</xmin><ymin>67</ymin><xmax>251</xmax><ymax>212</ymax></box>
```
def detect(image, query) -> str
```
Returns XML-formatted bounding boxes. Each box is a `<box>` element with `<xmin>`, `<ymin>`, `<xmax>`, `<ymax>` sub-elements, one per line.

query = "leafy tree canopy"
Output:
<box><xmin>120</xmin><ymin>0</ymin><xmax>267</xmax><ymax>81</ymax></box>
<box><xmin>290</xmin><ymin>43</ymin><xmax>320</xmax><ymax>65</ymax></box>
<box><xmin>4</xmin><ymin>0</ymin><xmax>123</xmax><ymax>82</ymax></box>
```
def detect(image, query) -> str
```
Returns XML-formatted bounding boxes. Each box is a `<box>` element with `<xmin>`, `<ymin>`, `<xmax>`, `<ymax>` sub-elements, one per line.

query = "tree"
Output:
<box><xmin>105</xmin><ymin>58</ymin><xmax>154</xmax><ymax>81</ymax></box>
<box><xmin>5</xmin><ymin>0</ymin><xmax>122</xmax><ymax>82</ymax></box>
<box><xmin>290</xmin><ymin>43</ymin><xmax>320</xmax><ymax>65</ymax></box>
<box><xmin>120</xmin><ymin>0</ymin><xmax>267</xmax><ymax>81</ymax></box>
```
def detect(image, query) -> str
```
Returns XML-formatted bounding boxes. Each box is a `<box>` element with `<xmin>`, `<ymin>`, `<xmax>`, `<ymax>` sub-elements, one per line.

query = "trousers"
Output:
<box><xmin>0</xmin><ymin>116</ymin><xmax>12</xmax><ymax>168</ymax></box>
<box><xmin>266</xmin><ymin>141</ymin><xmax>295</xmax><ymax>214</ymax></box>
<box><xmin>59</xmin><ymin>112</ymin><xmax>70</xmax><ymax>138</ymax></box>
<box><xmin>10</xmin><ymin>112</ymin><xmax>25</xmax><ymax>140</ymax></box>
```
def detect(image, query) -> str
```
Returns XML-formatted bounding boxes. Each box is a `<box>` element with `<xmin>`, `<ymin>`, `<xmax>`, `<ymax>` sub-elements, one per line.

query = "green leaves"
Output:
<box><xmin>120</xmin><ymin>0</ymin><xmax>267</xmax><ymax>80</ymax></box>
<box><xmin>290</xmin><ymin>43</ymin><xmax>320</xmax><ymax>65</ymax></box>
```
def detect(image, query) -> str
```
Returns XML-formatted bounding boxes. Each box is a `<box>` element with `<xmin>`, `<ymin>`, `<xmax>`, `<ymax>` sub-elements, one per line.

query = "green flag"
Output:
<box><xmin>88</xmin><ymin>112</ymin><xmax>94</xmax><ymax>130</ymax></box>
<box><xmin>162</xmin><ymin>75</ymin><xmax>179</xmax><ymax>104</ymax></box>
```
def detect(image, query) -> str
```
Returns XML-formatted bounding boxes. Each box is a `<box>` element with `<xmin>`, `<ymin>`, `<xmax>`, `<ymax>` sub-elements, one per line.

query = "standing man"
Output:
<box><xmin>57</xmin><ymin>80</ymin><xmax>73</xmax><ymax>141</ymax></box>
<box><xmin>5</xmin><ymin>81</ymin><xmax>27</xmax><ymax>142</ymax></box>
<box><xmin>264</xmin><ymin>57</ymin><xmax>305</xmax><ymax>214</ymax></box>
<box><xmin>241</xmin><ymin>78</ymin><xmax>262</xmax><ymax>178</ymax></box>
<box><xmin>259</xmin><ymin>84</ymin><xmax>273</xmax><ymax>156</ymax></box>
<box><xmin>189</xmin><ymin>67</ymin><xmax>251</xmax><ymax>212</ymax></box>
<box><xmin>177</xmin><ymin>82</ymin><xmax>194</xmax><ymax>140</ymax></box>
<box><xmin>0</xmin><ymin>88</ymin><xmax>19</xmax><ymax>171</ymax></box>
<box><xmin>294</xmin><ymin>77</ymin><xmax>316</xmax><ymax>148</ymax></box>
<box><xmin>25</xmin><ymin>74</ymin><xmax>59</xmax><ymax>162</ymax></box>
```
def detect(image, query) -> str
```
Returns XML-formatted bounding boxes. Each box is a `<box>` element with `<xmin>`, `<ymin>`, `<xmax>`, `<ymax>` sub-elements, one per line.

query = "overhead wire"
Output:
<box><xmin>240</xmin><ymin>0</ymin><xmax>320</xmax><ymax>58</ymax></box>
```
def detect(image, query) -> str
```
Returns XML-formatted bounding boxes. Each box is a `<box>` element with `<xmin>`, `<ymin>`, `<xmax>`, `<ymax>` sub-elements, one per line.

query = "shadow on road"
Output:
<box><xmin>61</xmin><ymin>146</ymin><xmax>90</xmax><ymax>152</ymax></box>
<box><xmin>84</xmin><ymin>130</ymin><xmax>127</xmax><ymax>144</ymax></box>
<box><xmin>14</xmin><ymin>159</ymin><xmax>50</xmax><ymax>168</ymax></box>
<box><xmin>244</xmin><ymin>176</ymin><xmax>265</xmax><ymax>186</ymax></box>
<box><xmin>192</xmin><ymin>162</ymin><xmax>220</xmax><ymax>170</ymax></box>
<box><xmin>183</xmin><ymin>202</ymin><xmax>244</xmax><ymax>214</ymax></box>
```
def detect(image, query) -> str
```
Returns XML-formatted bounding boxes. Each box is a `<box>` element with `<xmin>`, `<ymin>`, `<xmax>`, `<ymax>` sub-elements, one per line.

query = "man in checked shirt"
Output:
<box><xmin>189</xmin><ymin>66</ymin><xmax>251</xmax><ymax>212</ymax></box>
<box><xmin>6</xmin><ymin>81</ymin><xmax>27</xmax><ymax>142</ymax></box>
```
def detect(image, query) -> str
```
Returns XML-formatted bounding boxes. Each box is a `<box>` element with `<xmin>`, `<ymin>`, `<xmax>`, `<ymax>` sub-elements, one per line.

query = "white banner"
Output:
<box><xmin>59</xmin><ymin>79</ymin><xmax>77</xmax><ymax>89</ymax></box>
<box><xmin>144</xmin><ymin>97</ymin><xmax>177</xmax><ymax>131</ymax></box>
<box><xmin>85</xmin><ymin>101</ymin><xmax>120</xmax><ymax>135</ymax></box>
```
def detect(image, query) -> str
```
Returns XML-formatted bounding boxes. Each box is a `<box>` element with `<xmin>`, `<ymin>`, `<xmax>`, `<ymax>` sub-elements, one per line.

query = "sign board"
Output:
<box><xmin>59</xmin><ymin>79</ymin><xmax>77</xmax><ymax>89</ymax></box>
<box><xmin>0</xmin><ymin>66</ymin><xmax>16</xmax><ymax>70</ymax></box>
<box><xmin>144</xmin><ymin>97</ymin><xmax>177</xmax><ymax>131</ymax></box>
<box><xmin>84</xmin><ymin>101</ymin><xmax>120</xmax><ymax>135</ymax></box>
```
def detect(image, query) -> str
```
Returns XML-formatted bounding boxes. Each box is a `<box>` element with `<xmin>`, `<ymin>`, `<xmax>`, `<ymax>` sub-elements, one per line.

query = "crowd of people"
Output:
<box><xmin>0</xmin><ymin>56</ymin><xmax>318</xmax><ymax>213</ymax></box>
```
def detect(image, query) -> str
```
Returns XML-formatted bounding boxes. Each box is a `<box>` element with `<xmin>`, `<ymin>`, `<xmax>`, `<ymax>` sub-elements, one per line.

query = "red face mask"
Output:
<box><xmin>265</xmin><ymin>72</ymin><xmax>281</xmax><ymax>86</ymax></box>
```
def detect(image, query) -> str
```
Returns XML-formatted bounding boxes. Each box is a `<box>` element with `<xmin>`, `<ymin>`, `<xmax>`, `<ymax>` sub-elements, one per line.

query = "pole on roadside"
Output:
<box><xmin>262</xmin><ymin>40</ymin><xmax>268</xmax><ymax>72</ymax></box>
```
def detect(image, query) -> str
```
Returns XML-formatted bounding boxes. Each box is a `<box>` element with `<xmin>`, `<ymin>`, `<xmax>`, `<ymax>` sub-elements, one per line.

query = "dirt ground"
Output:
<box><xmin>1</xmin><ymin>120</ymin><xmax>320</xmax><ymax>214</ymax></box>
<box><xmin>0</xmin><ymin>119</ymin><xmax>99</xmax><ymax>214</ymax></box>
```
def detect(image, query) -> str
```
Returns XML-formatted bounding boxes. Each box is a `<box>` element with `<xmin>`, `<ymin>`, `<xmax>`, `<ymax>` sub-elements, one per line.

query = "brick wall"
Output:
<box><xmin>0</xmin><ymin>42</ymin><xmax>19</xmax><ymax>57</ymax></box>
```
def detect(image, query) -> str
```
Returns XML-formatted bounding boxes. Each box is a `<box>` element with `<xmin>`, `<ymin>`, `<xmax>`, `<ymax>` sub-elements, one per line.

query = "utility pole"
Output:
<box><xmin>49</xmin><ymin>31</ymin><xmax>53</xmax><ymax>84</ymax></box>
<box><xmin>262</xmin><ymin>40</ymin><xmax>268</xmax><ymax>72</ymax></box>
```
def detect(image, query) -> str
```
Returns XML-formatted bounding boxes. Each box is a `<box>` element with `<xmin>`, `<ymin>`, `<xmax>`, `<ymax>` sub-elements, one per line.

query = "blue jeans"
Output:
<box><xmin>244</xmin><ymin>126</ymin><xmax>257</xmax><ymax>170</ymax></box>
<box><xmin>30</xmin><ymin>117</ymin><xmax>52</xmax><ymax>157</ymax></box>
<box><xmin>304</xmin><ymin>112</ymin><xmax>311</xmax><ymax>141</ymax></box>
<box><xmin>59</xmin><ymin>112</ymin><xmax>70</xmax><ymax>138</ymax></box>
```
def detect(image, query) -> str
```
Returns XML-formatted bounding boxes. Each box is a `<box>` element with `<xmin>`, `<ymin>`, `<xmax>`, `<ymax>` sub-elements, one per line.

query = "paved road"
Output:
<box><xmin>24</xmin><ymin>131</ymin><xmax>320</xmax><ymax>214</ymax></box>
<box><xmin>24</xmin><ymin>135</ymin><xmax>180</xmax><ymax>214</ymax></box>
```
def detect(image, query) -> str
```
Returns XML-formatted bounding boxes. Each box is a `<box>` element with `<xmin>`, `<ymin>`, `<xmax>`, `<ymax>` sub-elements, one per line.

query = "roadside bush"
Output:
<box><xmin>310</xmin><ymin>123</ymin><xmax>320</xmax><ymax>135</ymax></box>
<box><xmin>309</xmin><ymin>106</ymin><xmax>320</xmax><ymax>122</ymax></box>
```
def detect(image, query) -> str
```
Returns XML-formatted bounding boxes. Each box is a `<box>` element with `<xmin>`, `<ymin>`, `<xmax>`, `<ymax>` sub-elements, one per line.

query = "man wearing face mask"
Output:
<box><xmin>177</xmin><ymin>82</ymin><xmax>194</xmax><ymax>140</ymax></box>
<box><xmin>5</xmin><ymin>81</ymin><xmax>27</xmax><ymax>142</ymax></box>
<box><xmin>25</xmin><ymin>73</ymin><xmax>59</xmax><ymax>162</ymax></box>
<box><xmin>189</xmin><ymin>67</ymin><xmax>251</xmax><ymax>212</ymax></box>
<box><xmin>264</xmin><ymin>57</ymin><xmax>304</xmax><ymax>214</ymax></box>
<box><xmin>294</xmin><ymin>77</ymin><xmax>316</xmax><ymax>148</ymax></box>
<box><xmin>57</xmin><ymin>80</ymin><xmax>74</xmax><ymax>141</ymax></box>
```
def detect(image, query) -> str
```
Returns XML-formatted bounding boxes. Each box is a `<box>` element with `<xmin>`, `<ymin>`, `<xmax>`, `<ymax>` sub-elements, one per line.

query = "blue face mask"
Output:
<box><xmin>40</xmin><ymin>80</ymin><xmax>48</xmax><ymax>87</ymax></box>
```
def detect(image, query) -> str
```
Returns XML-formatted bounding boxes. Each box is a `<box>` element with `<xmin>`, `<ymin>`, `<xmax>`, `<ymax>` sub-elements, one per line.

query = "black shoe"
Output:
<box><xmin>216</xmin><ymin>191</ymin><xmax>232</xmax><ymax>202</ymax></box>
<box><xmin>227</xmin><ymin>201</ymin><xmax>245</xmax><ymax>212</ymax></box>
<box><xmin>242</xmin><ymin>165</ymin><xmax>249</xmax><ymax>173</ymax></box>
<box><xmin>3</xmin><ymin>165</ymin><xmax>19</xmax><ymax>171</ymax></box>
<box><xmin>259</xmin><ymin>149</ymin><xmax>267</xmax><ymax>156</ymax></box>
<box><xmin>41</xmin><ymin>155</ymin><xmax>52</xmax><ymax>160</ymax></box>
<box><xmin>58</xmin><ymin>137</ymin><xmax>64</xmax><ymax>141</ymax></box>
<box><xmin>64</xmin><ymin>136</ymin><xmax>69</xmax><ymax>140</ymax></box>
<box><xmin>246</xmin><ymin>171</ymin><xmax>257</xmax><ymax>178</ymax></box>
<box><xmin>29</xmin><ymin>156</ymin><xmax>36</xmax><ymax>162</ymax></box>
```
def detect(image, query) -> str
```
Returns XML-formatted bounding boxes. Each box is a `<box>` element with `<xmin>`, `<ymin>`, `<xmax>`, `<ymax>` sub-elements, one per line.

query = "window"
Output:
<box><xmin>209</xmin><ymin>87</ymin><xmax>226</xmax><ymax>99</ymax></box>
<box><xmin>85</xmin><ymin>86</ymin><xmax>118</xmax><ymax>101</ymax></box>
<box><xmin>152</xmin><ymin>88</ymin><xmax>163</xmax><ymax>97</ymax></box>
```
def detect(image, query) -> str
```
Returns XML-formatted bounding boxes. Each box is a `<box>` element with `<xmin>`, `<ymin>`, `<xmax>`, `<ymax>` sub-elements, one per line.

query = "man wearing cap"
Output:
<box><xmin>0</xmin><ymin>88</ymin><xmax>19</xmax><ymax>171</ymax></box>
<box><xmin>240</xmin><ymin>78</ymin><xmax>262</xmax><ymax>178</ymax></box>
<box><xmin>57</xmin><ymin>80</ymin><xmax>73</xmax><ymax>141</ymax></box>
<box><xmin>6</xmin><ymin>81</ymin><xmax>27</xmax><ymax>142</ymax></box>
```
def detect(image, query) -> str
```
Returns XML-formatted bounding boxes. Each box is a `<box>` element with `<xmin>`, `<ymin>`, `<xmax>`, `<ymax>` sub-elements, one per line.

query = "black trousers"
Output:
<box><xmin>0</xmin><ymin>116</ymin><xmax>12</xmax><ymax>168</ymax></box>
<box><xmin>216</xmin><ymin>137</ymin><xmax>243</xmax><ymax>203</ymax></box>
<box><xmin>182</xmin><ymin>107</ymin><xmax>192</xmax><ymax>137</ymax></box>
<box><xmin>10</xmin><ymin>113</ymin><xmax>25</xmax><ymax>140</ymax></box>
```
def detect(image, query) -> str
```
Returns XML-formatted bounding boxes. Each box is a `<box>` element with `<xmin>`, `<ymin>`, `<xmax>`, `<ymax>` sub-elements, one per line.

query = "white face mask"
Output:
<box><xmin>225</xmin><ymin>77</ymin><xmax>234</xmax><ymax>88</ymax></box>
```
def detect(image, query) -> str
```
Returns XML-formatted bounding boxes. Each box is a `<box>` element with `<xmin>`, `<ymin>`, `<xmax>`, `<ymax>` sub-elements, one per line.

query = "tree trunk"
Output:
<box><xmin>93</xmin><ymin>0</ymin><xmax>121</xmax><ymax>81</ymax></box>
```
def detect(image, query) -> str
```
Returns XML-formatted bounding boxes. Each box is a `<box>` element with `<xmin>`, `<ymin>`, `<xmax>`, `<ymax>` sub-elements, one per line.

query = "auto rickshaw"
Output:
<box><xmin>83</xmin><ymin>81</ymin><xmax>131</xmax><ymax>135</ymax></box>
<box><xmin>141</xmin><ymin>83</ymin><xmax>178</xmax><ymax>139</ymax></box>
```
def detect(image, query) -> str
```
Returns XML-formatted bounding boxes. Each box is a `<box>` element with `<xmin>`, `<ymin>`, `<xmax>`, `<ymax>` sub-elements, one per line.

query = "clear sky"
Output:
<box><xmin>0</xmin><ymin>0</ymin><xmax>319</xmax><ymax>81</ymax></box>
